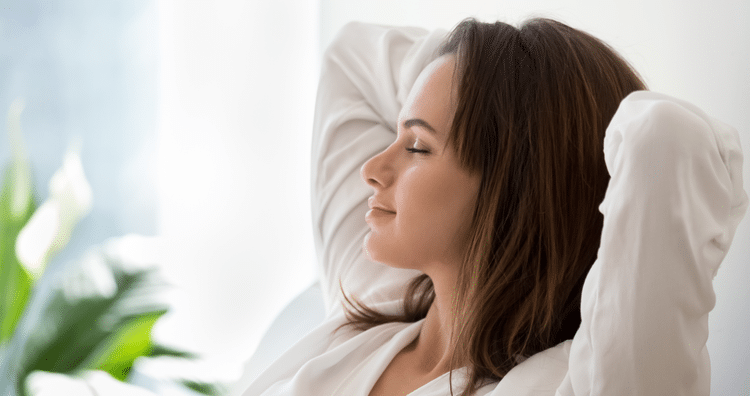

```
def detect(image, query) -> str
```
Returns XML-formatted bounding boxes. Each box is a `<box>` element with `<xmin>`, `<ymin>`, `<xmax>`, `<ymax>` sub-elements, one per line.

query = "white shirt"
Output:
<box><xmin>243</xmin><ymin>22</ymin><xmax>748</xmax><ymax>396</ymax></box>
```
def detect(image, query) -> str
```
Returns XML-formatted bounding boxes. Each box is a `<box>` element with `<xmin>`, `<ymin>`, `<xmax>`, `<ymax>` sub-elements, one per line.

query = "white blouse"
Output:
<box><xmin>243</xmin><ymin>22</ymin><xmax>748</xmax><ymax>396</ymax></box>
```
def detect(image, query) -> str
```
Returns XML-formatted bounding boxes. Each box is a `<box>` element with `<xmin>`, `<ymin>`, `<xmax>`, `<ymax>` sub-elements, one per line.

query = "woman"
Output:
<box><xmin>245</xmin><ymin>17</ymin><xmax>747</xmax><ymax>396</ymax></box>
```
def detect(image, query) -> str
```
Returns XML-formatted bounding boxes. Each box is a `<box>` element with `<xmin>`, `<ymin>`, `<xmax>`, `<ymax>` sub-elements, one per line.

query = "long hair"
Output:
<box><xmin>340</xmin><ymin>17</ymin><xmax>647</xmax><ymax>395</ymax></box>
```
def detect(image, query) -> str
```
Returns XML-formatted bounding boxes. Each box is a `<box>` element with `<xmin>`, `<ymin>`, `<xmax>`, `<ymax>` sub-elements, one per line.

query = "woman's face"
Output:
<box><xmin>360</xmin><ymin>55</ymin><xmax>480</xmax><ymax>273</ymax></box>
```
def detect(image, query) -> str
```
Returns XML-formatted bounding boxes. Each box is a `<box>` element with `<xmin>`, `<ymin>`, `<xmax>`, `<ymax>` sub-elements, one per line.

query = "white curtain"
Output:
<box><xmin>154</xmin><ymin>0</ymin><xmax>320</xmax><ymax>382</ymax></box>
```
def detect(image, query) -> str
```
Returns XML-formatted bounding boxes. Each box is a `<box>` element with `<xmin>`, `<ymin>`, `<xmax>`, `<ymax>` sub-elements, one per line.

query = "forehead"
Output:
<box><xmin>399</xmin><ymin>55</ymin><xmax>457</xmax><ymax>139</ymax></box>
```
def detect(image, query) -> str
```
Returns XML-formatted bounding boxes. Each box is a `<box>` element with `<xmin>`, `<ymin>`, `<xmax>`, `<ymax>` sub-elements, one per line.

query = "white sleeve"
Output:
<box><xmin>556</xmin><ymin>91</ymin><xmax>748</xmax><ymax>395</ymax></box>
<box><xmin>310</xmin><ymin>22</ymin><xmax>448</xmax><ymax>317</ymax></box>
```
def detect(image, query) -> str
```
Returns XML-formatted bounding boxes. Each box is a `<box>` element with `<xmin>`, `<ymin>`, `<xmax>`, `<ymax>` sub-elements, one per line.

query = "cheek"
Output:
<box><xmin>364</xmin><ymin>161</ymin><xmax>479</xmax><ymax>268</ymax></box>
<box><xmin>395</xmin><ymin>166</ymin><xmax>478</xmax><ymax>253</ymax></box>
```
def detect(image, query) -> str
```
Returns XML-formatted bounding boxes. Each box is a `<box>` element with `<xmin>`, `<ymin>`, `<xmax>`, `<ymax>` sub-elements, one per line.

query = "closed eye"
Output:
<box><xmin>406</xmin><ymin>147</ymin><xmax>429</xmax><ymax>154</ymax></box>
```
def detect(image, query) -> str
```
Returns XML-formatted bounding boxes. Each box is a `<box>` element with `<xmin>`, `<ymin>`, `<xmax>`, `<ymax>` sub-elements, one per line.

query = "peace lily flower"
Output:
<box><xmin>14</xmin><ymin>146</ymin><xmax>93</xmax><ymax>279</ymax></box>
<box><xmin>26</xmin><ymin>370</ymin><xmax>155</xmax><ymax>396</ymax></box>
<box><xmin>61</xmin><ymin>248</ymin><xmax>117</xmax><ymax>303</ymax></box>
<box><xmin>6</xmin><ymin>99</ymin><xmax>32</xmax><ymax>222</ymax></box>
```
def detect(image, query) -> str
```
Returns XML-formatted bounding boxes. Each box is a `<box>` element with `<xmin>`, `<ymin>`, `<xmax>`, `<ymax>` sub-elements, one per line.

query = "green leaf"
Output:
<box><xmin>81</xmin><ymin>310</ymin><xmax>166</xmax><ymax>381</ymax></box>
<box><xmin>0</xmin><ymin>99</ymin><xmax>37</xmax><ymax>346</ymax></box>
<box><xmin>7</xmin><ymin>254</ymin><xmax>173</xmax><ymax>395</ymax></box>
<box><xmin>180</xmin><ymin>380</ymin><xmax>226</xmax><ymax>396</ymax></box>
<box><xmin>1</xmin><ymin>246</ymin><xmax>221</xmax><ymax>395</ymax></box>
<box><xmin>148</xmin><ymin>344</ymin><xmax>198</xmax><ymax>359</ymax></box>
<box><xmin>0</xmin><ymin>205</ymin><xmax>34</xmax><ymax>344</ymax></box>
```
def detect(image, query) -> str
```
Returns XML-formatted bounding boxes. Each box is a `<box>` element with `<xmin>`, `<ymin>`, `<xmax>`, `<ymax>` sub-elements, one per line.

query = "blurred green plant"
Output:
<box><xmin>0</xmin><ymin>100</ymin><xmax>221</xmax><ymax>396</ymax></box>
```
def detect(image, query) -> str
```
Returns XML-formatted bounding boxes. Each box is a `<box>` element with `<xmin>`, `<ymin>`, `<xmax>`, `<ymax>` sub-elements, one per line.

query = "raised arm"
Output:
<box><xmin>557</xmin><ymin>91</ymin><xmax>748</xmax><ymax>395</ymax></box>
<box><xmin>310</xmin><ymin>22</ymin><xmax>447</xmax><ymax>317</ymax></box>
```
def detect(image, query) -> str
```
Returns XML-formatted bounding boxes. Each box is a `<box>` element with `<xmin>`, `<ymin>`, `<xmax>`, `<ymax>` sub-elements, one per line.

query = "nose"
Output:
<box><xmin>360</xmin><ymin>144</ymin><xmax>394</xmax><ymax>189</ymax></box>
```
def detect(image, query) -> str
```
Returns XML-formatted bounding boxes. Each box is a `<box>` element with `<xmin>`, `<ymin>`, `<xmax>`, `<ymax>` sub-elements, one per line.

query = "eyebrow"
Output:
<box><xmin>402</xmin><ymin>118</ymin><xmax>439</xmax><ymax>136</ymax></box>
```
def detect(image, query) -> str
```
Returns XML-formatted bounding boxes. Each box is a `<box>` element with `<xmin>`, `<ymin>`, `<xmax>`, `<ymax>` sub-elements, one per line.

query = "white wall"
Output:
<box><xmin>319</xmin><ymin>0</ymin><xmax>750</xmax><ymax>393</ymax></box>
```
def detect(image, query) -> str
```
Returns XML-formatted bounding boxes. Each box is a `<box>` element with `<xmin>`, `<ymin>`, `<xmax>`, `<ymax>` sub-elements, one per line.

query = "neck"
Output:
<box><xmin>407</xmin><ymin>269</ymin><xmax>463</xmax><ymax>376</ymax></box>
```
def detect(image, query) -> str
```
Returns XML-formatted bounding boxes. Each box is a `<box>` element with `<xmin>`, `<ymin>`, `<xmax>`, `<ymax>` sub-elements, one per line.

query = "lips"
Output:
<box><xmin>365</xmin><ymin>207</ymin><xmax>396</xmax><ymax>225</ymax></box>
<box><xmin>367</xmin><ymin>196</ymin><xmax>396</xmax><ymax>214</ymax></box>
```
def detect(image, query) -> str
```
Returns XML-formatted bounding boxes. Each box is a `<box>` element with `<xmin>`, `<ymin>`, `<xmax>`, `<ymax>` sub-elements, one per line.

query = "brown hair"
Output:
<box><xmin>340</xmin><ymin>17</ymin><xmax>647</xmax><ymax>395</ymax></box>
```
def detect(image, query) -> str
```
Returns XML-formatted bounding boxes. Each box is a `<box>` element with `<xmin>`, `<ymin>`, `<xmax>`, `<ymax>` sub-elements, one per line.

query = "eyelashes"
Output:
<box><xmin>405</xmin><ymin>136</ymin><xmax>430</xmax><ymax>154</ymax></box>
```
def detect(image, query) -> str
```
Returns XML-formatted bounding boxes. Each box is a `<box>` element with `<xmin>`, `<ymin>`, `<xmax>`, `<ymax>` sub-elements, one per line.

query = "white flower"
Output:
<box><xmin>15</xmin><ymin>148</ymin><xmax>93</xmax><ymax>279</ymax></box>
<box><xmin>103</xmin><ymin>234</ymin><xmax>163</xmax><ymax>273</ymax></box>
<box><xmin>26</xmin><ymin>370</ymin><xmax>156</xmax><ymax>396</ymax></box>
<box><xmin>61</xmin><ymin>249</ymin><xmax>117</xmax><ymax>303</ymax></box>
<box><xmin>6</xmin><ymin>98</ymin><xmax>32</xmax><ymax>221</ymax></box>
<box><xmin>25</xmin><ymin>371</ymin><xmax>92</xmax><ymax>396</ymax></box>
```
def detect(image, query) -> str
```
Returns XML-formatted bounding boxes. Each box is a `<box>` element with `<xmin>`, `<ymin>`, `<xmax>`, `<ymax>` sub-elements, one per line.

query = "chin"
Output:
<box><xmin>363</xmin><ymin>233</ymin><xmax>393</xmax><ymax>265</ymax></box>
<box><xmin>363</xmin><ymin>232</ymin><xmax>385</xmax><ymax>263</ymax></box>
<box><xmin>363</xmin><ymin>238</ymin><xmax>414</xmax><ymax>272</ymax></box>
